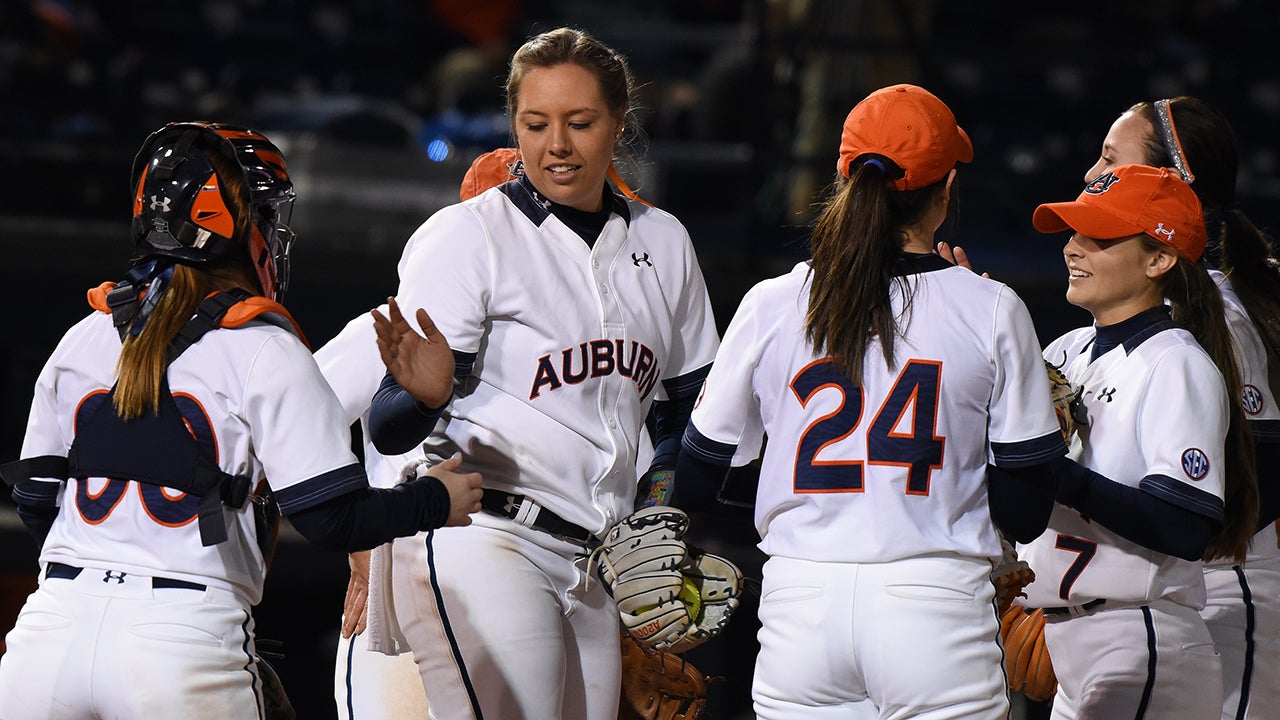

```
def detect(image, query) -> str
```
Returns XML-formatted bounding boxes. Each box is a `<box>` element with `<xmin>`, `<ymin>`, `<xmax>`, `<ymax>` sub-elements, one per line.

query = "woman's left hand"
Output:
<box><xmin>372</xmin><ymin>296</ymin><xmax>454</xmax><ymax>408</ymax></box>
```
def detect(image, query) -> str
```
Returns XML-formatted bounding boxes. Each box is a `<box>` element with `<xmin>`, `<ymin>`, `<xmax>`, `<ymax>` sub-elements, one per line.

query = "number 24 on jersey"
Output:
<box><xmin>790</xmin><ymin>358</ymin><xmax>945</xmax><ymax>495</ymax></box>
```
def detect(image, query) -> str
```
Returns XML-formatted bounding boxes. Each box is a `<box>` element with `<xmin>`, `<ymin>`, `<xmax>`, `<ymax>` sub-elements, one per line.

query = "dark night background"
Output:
<box><xmin>2</xmin><ymin>1</ymin><xmax>1278</xmax><ymax>718</ymax></box>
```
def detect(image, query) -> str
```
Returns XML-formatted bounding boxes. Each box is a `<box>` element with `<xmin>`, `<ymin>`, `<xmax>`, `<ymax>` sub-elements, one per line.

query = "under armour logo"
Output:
<box><xmin>103</xmin><ymin>570</ymin><xmax>127</xmax><ymax>584</ymax></box>
<box><xmin>150</xmin><ymin>195</ymin><xmax>171</xmax><ymax>212</ymax></box>
<box><xmin>631</xmin><ymin>252</ymin><xmax>652</xmax><ymax>267</ymax></box>
<box><xmin>503</xmin><ymin>494</ymin><xmax>518</xmax><ymax>514</ymax></box>
<box><xmin>1096</xmin><ymin>387</ymin><xmax>1117</xmax><ymax>402</ymax></box>
<box><xmin>1154</xmin><ymin>223</ymin><xmax>1175</xmax><ymax>240</ymax></box>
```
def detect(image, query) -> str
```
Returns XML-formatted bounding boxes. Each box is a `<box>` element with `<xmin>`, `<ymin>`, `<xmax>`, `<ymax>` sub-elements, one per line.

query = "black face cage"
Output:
<box><xmin>260</xmin><ymin>199</ymin><xmax>296</xmax><ymax>301</ymax></box>
<box><xmin>130</xmin><ymin>122</ymin><xmax>296</xmax><ymax>300</ymax></box>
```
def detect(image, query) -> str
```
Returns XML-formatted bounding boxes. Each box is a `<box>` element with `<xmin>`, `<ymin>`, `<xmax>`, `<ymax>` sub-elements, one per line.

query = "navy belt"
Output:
<box><xmin>1042</xmin><ymin>598</ymin><xmax>1105</xmax><ymax>618</ymax></box>
<box><xmin>46</xmin><ymin>561</ymin><xmax>207</xmax><ymax>591</ymax></box>
<box><xmin>480</xmin><ymin>489</ymin><xmax>596</xmax><ymax>545</ymax></box>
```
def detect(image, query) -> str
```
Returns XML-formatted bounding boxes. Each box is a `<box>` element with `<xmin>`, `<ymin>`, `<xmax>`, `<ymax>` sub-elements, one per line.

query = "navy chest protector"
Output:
<box><xmin>67</xmin><ymin>289</ymin><xmax>259</xmax><ymax>547</ymax></box>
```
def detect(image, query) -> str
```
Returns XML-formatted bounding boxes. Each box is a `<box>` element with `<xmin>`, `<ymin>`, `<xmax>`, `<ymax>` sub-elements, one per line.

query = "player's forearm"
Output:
<box><xmin>287</xmin><ymin>478</ymin><xmax>450</xmax><ymax>552</ymax></box>
<box><xmin>987</xmin><ymin>461</ymin><xmax>1058</xmax><ymax>544</ymax></box>
<box><xmin>650</xmin><ymin>367</ymin><xmax>708</xmax><ymax>467</ymax></box>
<box><xmin>671</xmin><ymin>449</ymin><xmax>729</xmax><ymax>513</ymax></box>
<box><xmin>15</xmin><ymin>503</ymin><xmax>58</xmax><ymax>549</ymax></box>
<box><xmin>368</xmin><ymin>371</ymin><xmax>443</xmax><ymax>455</ymax></box>
<box><xmin>1052</xmin><ymin>457</ymin><xmax>1216</xmax><ymax>561</ymax></box>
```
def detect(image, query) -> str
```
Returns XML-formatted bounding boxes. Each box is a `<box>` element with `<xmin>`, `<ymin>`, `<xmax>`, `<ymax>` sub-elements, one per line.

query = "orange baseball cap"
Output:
<box><xmin>837</xmin><ymin>84</ymin><xmax>973</xmax><ymax>190</ymax></box>
<box><xmin>1032</xmin><ymin>165</ymin><xmax>1207</xmax><ymax>261</ymax></box>
<box><xmin>459</xmin><ymin>148</ymin><xmax>523</xmax><ymax>201</ymax></box>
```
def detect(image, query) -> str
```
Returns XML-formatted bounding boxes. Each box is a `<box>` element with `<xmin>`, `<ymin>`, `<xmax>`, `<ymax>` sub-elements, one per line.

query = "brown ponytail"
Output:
<box><xmin>805</xmin><ymin>160</ymin><xmax>943</xmax><ymax>383</ymax></box>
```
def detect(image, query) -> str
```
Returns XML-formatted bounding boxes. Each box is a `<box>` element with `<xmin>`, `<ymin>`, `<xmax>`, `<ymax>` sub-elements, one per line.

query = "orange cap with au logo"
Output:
<box><xmin>460</xmin><ymin>148</ymin><xmax>524</xmax><ymax>201</ymax></box>
<box><xmin>837</xmin><ymin>84</ymin><xmax>973</xmax><ymax>190</ymax></box>
<box><xmin>1032</xmin><ymin>164</ymin><xmax>1207</xmax><ymax>261</ymax></box>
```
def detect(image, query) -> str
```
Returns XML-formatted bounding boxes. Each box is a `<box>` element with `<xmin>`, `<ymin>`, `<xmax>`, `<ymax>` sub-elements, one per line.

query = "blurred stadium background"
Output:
<box><xmin>2</xmin><ymin>1</ymin><xmax>1278</xmax><ymax>717</ymax></box>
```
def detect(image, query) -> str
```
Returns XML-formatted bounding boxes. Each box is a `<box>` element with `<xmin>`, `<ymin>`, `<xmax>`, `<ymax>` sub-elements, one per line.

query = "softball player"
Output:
<box><xmin>367</xmin><ymin>28</ymin><xmax>720</xmax><ymax>720</ymax></box>
<box><xmin>320</xmin><ymin>154</ymin><xmax>526</xmax><ymax>719</ymax></box>
<box><xmin>316</xmin><ymin>307</ymin><xmax>432</xmax><ymax>720</ymax></box>
<box><xmin>0</xmin><ymin>122</ymin><xmax>481</xmax><ymax>719</ymax></box>
<box><xmin>1018</xmin><ymin>164</ymin><xmax>1259</xmax><ymax>719</ymax></box>
<box><xmin>1082</xmin><ymin>96</ymin><xmax>1280</xmax><ymax>720</ymax></box>
<box><xmin>678</xmin><ymin>84</ymin><xmax>1067</xmax><ymax>719</ymax></box>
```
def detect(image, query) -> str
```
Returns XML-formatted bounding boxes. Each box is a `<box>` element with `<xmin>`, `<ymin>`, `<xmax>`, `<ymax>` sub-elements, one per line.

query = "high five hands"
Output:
<box><xmin>371</xmin><ymin>296</ymin><xmax>454</xmax><ymax>409</ymax></box>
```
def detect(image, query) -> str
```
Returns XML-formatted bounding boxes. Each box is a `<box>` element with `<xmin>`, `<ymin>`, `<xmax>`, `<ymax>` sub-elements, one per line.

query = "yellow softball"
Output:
<box><xmin>634</xmin><ymin>576</ymin><xmax>701</xmax><ymax>622</ymax></box>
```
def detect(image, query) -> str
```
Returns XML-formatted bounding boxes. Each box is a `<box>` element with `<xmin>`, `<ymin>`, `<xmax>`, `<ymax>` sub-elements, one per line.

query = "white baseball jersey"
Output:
<box><xmin>21</xmin><ymin>306</ymin><xmax>366</xmax><ymax>605</ymax></box>
<box><xmin>394</xmin><ymin>180</ymin><xmax>720</xmax><ymax>536</ymax></box>
<box><xmin>316</xmin><ymin>308</ymin><xmax>434</xmax><ymax>719</ymax></box>
<box><xmin>1209</xmin><ymin>269</ymin><xmax>1280</xmax><ymax>564</ymax></box>
<box><xmin>686</xmin><ymin>258</ymin><xmax>1064</xmax><ymax>563</ymax></box>
<box><xmin>1204</xmin><ymin>270</ymin><xmax>1280</xmax><ymax>720</ymax></box>
<box><xmin>1021</xmin><ymin>323</ymin><xmax>1228</xmax><ymax>609</ymax></box>
<box><xmin>314</xmin><ymin>305</ymin><xmax>422</xmax><ymax>491</ymax></box>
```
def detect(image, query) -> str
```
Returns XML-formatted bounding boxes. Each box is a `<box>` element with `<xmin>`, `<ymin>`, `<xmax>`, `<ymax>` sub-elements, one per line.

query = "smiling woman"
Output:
<box><xmin>357</xmin><ymin>25</ymin><xmax>724</xmax><ymax>720</ymax></box>
<box><xmin>511</xmin><ymin>63</ymin><xmax>624</xmax><ymax>212</ymax></box>
<box><xmin>1015</xmin><ymin>164</ymin><xmax>1259</xmax><ymax>719</ymax></box>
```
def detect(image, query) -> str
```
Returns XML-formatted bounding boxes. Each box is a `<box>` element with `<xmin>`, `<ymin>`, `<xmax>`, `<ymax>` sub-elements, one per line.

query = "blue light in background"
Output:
<box><xmin>426</xmin><ymin>138</ymin><xmax>453</xmax><ymax>162</ymax></box>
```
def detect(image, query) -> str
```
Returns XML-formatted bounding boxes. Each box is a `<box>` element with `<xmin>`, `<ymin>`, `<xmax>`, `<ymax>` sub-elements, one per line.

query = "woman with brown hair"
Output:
<box><xmin>368</xmin><ymin>27</ymin><xmax>724</xmax><ymax>719</ymax></box>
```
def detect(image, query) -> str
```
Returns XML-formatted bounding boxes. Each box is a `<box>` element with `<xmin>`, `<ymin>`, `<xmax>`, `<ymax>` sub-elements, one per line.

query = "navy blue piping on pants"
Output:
<box><xmin>427</xmin><ymin>529</ymin><xmax>484</xmax><ymax>719</ymax></box>
<box><xmin>1135</xmin><ymin>606</ymin><xmax>1157</xmax><ymax>719</ymax></box>
<box><xmin>240</xmin><ymin>610</ymin><xmax>263</xmax><ymax>720</ymax></box>
<box><xmin>1232</xmin><ymin>565</ymin><xmax>1256</xmax><ymax>720</ymax></box>
<box><xmin>345</xmin><ymin>634</ymin><xmax>357</xmax><ymax>719</ymax></box>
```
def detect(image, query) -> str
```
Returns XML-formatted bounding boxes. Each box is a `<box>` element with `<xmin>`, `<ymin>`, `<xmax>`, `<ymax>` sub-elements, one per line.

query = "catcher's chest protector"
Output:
<box><xmin>67</xmin><ymin>290</ymin><xmax>283</xmax><ymax>547</ymax></box>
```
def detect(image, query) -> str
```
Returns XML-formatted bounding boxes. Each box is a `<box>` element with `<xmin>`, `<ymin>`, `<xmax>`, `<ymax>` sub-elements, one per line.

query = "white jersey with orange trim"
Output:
<box><xmin>1020</xmin><ymin>324</ymin><xmax>1228</xmax><ymax>610</ymax></box>
<box><xmin>685</xmin><ymin>258</ymin><xmax>1064</xmax><ymax>563</ymax></box>
<box><xmin>394</xmin><ymin>179</ymin><xmax>720</xmax><ymax>535</ymax></box>
<box><xmin>21</xmin><ymin>307</ymin><xmax>365</xmax><ymax>605</ymax></box>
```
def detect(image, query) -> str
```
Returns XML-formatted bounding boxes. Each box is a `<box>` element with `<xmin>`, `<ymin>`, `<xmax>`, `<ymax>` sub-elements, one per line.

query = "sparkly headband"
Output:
<box><xmin>1154</xmin><ymin>99</ymin><xmax>1195</xmax><ymax>184</ymax></box>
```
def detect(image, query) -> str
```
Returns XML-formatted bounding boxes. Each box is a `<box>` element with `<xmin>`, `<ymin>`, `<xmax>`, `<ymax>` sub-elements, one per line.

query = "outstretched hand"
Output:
<box><xmin>371</xmin><ymin>296</ymin><xmax>454</xmax><ymax>409</ymax></box>
<box><xmin>936</xmin><ymin>241</ymin><xmax>990</xmax><ymax>278</ymax></box>
<box><xmin>420</xmin><ymin>452</ymin><xmax>484</xmax><ymax>527</ymax></box>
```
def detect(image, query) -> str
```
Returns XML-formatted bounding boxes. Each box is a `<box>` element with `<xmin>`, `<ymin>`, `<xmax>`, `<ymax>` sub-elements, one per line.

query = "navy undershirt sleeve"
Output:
<box><xmin>1052</xmin><ymin>457</ymin><xmax>1216</xmax><ymax>561</ymax></box>
<box><xmin>287</xmin><ymin>477</ymin><xmax>451</xmax><ymax>552</ymax></box>
<box><xmin>987</xmin><ymin>460</ymin><xmax>1059</xmax><ymax>543</ymax></box>
<box><xmin>647</xmin><ymin>366</ymin><xmax>710</xmax><ymax>473</ymax></box>
<box><xmin>369</xmin><ymin>371</ymin><xmax>444</xmax><ymax>455</ymax></box>
<box><xmin>15</xmin><ymin>504</ymin><xmax>58</xmax><ymax>549</ymax></box>
<box><xmin>672</xmin><ymin>448</ymin><xmax>730</xmax><ymax>513</ymax></box>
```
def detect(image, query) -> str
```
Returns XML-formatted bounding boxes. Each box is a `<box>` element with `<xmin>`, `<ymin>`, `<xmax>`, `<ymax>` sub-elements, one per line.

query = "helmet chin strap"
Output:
<box><xmin>105</xmin><ymin>258</ymin><xmax>177</xmax><ymax>341</ymax></box>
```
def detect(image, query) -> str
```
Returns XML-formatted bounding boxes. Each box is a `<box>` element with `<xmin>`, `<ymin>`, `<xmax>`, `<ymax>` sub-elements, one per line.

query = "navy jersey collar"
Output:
<box><xmin>1090</xmin><ymin>305</ymin><xmax>1177</xmax><ymax>361</ymax></box>
<box><xmin>499</xmin><ymin>175</ymin><xmax>632</xmax><ymax>229</ymax></box>
<box><xmin>893</xmin><ymin>251</ymin><xmax>953</xmax><ymax>277</ymax></box>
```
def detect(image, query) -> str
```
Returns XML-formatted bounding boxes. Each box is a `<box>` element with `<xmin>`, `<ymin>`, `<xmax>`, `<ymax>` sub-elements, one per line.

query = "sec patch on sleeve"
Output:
<box><xmin>1181</xmin><ymin>447</ymin><xmax>1210</xmax><ymax>480</ymax></box>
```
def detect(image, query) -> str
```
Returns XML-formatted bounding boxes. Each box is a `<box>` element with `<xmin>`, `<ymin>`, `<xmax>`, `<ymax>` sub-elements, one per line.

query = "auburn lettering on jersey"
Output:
<box><xmin>530</xmin><ymin>339</ymin><xmax>659</xmax><ymax>400</ymax></box>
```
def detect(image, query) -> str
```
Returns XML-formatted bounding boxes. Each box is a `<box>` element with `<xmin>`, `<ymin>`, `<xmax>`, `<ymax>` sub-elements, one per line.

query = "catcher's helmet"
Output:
<box><xmin>129</xmin><ymin>122</ymin><xmax>296</xmax><ymax>300</ymax></box>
